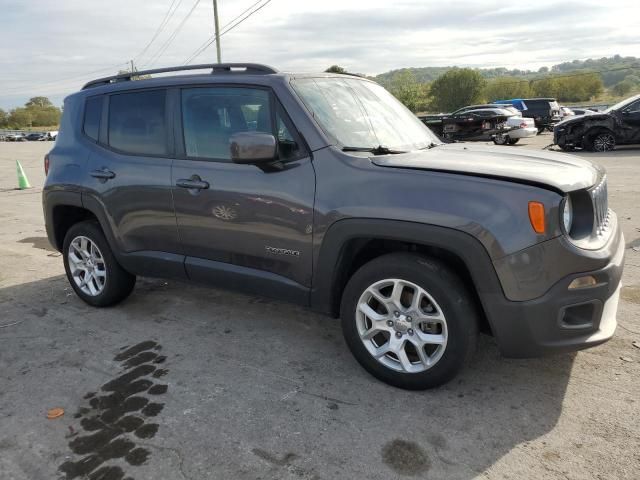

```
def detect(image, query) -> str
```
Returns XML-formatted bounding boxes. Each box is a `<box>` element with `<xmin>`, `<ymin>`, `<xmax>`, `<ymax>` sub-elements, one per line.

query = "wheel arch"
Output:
<box><xmin>585</xmin><ymin>125</ymin><xmax>616</xmax><ymax>137</ymax></box>
<box><xmin>44</xmin><ymin>190</ymin><xmax>117</xmax><ymax>254</ymax></box>
<box><xmin>311</xmin><ymin>219</ymin><xmax>506</xmax><ymax>335</ymax></box>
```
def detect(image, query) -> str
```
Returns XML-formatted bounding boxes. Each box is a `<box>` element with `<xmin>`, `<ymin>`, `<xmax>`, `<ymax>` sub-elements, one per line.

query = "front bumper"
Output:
<box><xmin>554</xmin><ymin>128</ymin><xmax>577</xmax><ymax>148</ymax></box>
<box><xmin>486</xmin><ymin>230</ymin><xmax>625</xmax><ymax>358</ymax></box>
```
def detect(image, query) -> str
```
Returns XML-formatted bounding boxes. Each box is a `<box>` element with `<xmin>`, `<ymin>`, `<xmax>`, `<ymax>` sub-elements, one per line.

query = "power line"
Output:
<box><xmin>189</xmin><ymin>0</ymin><xmax>272</xmax><ymax>64</ymax></box>
<box><xmin>133</xmin><ymin>0</ymin><xmax>183</xmax><ymax>64</ymax></box>
<box><xmin>183</xmin><ymin>0</ymin><xmax>273</xmax><ymax>65</ymax></box>
<box><xmin>1</xmin><ymin>62</ymin><xmax>130</xmax><ymax>95</ymax></box>
<box><xmin>183</xmin><ymin>0</ymin><xmax>266</xmax><ymax>64</ymax></box>
<box><xmin>145</xmin><ymin>0</ymin><xmax>203</xmax><ymax>68</ymax></box>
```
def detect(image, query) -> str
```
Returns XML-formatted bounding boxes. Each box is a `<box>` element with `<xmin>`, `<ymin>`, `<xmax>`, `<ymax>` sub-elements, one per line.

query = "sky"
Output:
<box><xmin>1</xmin><ymin>0</ymin><xmax>639</xmax><ymax>109</ymax></box>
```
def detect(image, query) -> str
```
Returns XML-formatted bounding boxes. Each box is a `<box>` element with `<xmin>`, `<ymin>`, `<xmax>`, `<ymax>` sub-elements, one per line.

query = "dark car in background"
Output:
<box><xmin>420</xmin><ymin>104</ymin><xmax>512</xmax><ymax>135</ymax></box>
<box><xmin>493</xmin><ymin>98</ymin><xmax>562</xmax><ymax>133</ymax></box>
<box><xmin>26</xmin><ymin>132</ymin><xmax>48</xmax><ymax>141</ymax></box>
<box><xmin>554</xmin><ymin>93</ymin><xmax>640</xmax><ymax>152</ymax></box>
<box><xmin>419</xmin><ymin>106</ymin><xmax>536</xmax><ymax>144</ymax></box>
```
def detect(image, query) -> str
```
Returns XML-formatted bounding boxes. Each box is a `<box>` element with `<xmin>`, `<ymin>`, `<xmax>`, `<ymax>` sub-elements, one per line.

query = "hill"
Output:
<box><xmin>374</xmin><ymin>55</ymin><xmax>640</xmax><ymax>88</ymax></box>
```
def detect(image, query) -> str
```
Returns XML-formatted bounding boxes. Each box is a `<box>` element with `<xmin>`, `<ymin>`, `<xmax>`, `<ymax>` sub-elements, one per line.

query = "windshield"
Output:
<box><xmin>605</xmin><ymin>94</ymin><xmax>640</xmax><ymax>113</ymax></box>
<box><xmin>291</xmin><ymin>77</ymin><xmax>441</xmax><ymax>150</ymax></box>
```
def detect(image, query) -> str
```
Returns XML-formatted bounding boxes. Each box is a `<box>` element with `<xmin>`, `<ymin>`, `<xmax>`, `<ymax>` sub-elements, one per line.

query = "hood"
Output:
<box><xmin>371</xmin><ymin>143</ymin><xmax>603</xmax><ymax>193</ymax></box>
<box><xmin>555</xmin><ymin>111</ymin><xmax>610</xmax><ymax>127</ymax></box>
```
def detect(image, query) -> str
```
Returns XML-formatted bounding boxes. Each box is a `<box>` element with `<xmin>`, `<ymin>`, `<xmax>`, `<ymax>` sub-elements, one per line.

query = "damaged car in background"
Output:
<box><xmin>419</xmin><ymin>105</ymin><xmax>537</xmax><ymax>145</ymax></box>
<box><xmin>554</xmin><ymin>93</ymin><xmax>640</xmax><ymax>152</ymax></box>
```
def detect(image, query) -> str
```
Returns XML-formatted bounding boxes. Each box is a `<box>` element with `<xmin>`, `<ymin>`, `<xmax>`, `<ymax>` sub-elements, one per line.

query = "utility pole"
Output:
<box><xmin>130</xmin><ymin>59</ymin><xmax>135</xmax><ymax>73</ymax></box>
<box><xmin>213</xmin><ymin>0</ymin><xmax>222</xmax><ymax>63</ymax></box>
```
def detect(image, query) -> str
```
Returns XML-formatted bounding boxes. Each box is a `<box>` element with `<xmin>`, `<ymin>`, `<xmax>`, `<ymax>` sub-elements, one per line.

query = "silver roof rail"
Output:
<box><xmin>82</xmin><ymin>63</ymin><xmax>279</xmax><ymax>89</ymax></box>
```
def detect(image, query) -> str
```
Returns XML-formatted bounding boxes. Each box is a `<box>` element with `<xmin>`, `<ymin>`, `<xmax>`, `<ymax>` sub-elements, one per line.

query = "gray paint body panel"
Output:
<box><xmin>312</xmin><ymin>147</ymin><xmax>563</xmax><ymax>260</ymax></box>
<box><xmin>372</xmin><ymin>143</ymin><xmax>603</xmax><ymax>193</ymax></box>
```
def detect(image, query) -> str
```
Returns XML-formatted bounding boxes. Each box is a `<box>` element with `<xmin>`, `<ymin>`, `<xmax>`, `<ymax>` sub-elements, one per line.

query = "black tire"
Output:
<box><xmin>508</xmin><ymin>138</ymin><xmax>519</xmax><ymax>145</ymax></box>
<box><xmin>340</xmin><ymin>253</ymin><xmax>478</xmax><ymax>390</ymax></box>
<box><xmin>582</xmin><ymin>128</ymin><xmax>616</xmax><ymax>152</ymax></box>
<box><xmin>537</xmin><ymin>127</ymin><xmax>545</xmax><ymax>135</ymax></box>
<box><xmin>63</xmin><ymin>221</ymin><xmax>136</xmax><ymax>307</ymax></box>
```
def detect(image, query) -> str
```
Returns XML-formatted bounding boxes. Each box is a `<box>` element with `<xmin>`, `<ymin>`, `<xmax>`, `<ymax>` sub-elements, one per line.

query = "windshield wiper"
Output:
<box><xmin>341</xmin><ymin>145</ymin><xmax>407</xmax><ymax>155</ymax></box>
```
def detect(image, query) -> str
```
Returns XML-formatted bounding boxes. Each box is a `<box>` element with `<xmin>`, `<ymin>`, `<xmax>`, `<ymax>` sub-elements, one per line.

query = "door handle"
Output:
<box><xmin>176</xmin><ymin>177</ymin><xmax>210</xmax><ymax>190</ymax></box>
<box><xmin>90</xmin><ymin>168</ymin><xmax>116</xmax><ymax>180</ymax></box>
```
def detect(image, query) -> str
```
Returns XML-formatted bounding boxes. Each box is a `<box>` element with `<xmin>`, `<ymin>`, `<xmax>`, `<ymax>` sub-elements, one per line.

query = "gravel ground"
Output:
<box><xmin>1</xmin><ymin>134</ymin><xmax>639</xmax><ymax>480</ymax></box>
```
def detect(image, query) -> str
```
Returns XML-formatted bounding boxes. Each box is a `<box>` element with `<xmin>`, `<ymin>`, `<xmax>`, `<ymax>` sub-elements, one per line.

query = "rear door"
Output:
<box><xmin>83</xmin><ymin>89</ymin><xmax>182</xmax><ymax>266</ymax></box>
<box><xmin>171</xmin><ymin>85</ymin><xmax>315</xmax><ymax>299</ymax></box>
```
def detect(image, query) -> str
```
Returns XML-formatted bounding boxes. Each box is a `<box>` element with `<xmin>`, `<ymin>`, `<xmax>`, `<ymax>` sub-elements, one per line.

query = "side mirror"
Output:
<box><xmin>229</xmin><ymin>132</ymin><xmax>276</xmax><ymax>164</ymax></box>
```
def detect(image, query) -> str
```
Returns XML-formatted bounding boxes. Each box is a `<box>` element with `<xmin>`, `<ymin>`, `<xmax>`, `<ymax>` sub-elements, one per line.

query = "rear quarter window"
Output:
<box><xmin>83</xmin><ymin>96</ymin><xmax>102</xmax><ymax>141</ymax></box>
<box><xmin>108</xmin><ymin>90</ymin><xmax>167</xmax><ymax>156</ymax></box>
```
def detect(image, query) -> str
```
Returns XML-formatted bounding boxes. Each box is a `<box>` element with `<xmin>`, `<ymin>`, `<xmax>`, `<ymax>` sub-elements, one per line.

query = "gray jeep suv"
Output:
<box><xmin>43</xmin><ymin>64</ymin><xmax>624</xmax><ymax>389</ymax></box>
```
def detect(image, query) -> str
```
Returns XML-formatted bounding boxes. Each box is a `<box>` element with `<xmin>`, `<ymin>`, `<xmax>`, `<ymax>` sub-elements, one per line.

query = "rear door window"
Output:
<box><xmin>108</xmin><ymin>90</ymin><xmax>167</xmax><ymax>156</ymax></box>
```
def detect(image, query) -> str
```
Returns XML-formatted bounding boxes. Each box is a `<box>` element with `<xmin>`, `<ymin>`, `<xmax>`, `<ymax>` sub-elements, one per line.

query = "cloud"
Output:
<box><xmin>0</xmin><ymin>0</ymin><xmax>638</xmax><ymax>109</ymax></box>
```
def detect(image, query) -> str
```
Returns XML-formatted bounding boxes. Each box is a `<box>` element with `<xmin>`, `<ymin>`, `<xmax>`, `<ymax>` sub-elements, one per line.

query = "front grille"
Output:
<box><xmin>590</xmin><ymin>176</ymin><xmax>610</xmax><ymax>235</ymax></box>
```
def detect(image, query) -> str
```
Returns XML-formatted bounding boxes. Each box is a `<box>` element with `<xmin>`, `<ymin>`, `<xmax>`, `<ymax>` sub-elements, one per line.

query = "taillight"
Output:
<box><xmin>44</xmin><ymin>153</ymin><xmax>50</xmax><ymax>175</ymax></box>
<box><xmin>520</xmin><ymin>122</ymin><xmax>528</xmax><ymax>128</ymax></box>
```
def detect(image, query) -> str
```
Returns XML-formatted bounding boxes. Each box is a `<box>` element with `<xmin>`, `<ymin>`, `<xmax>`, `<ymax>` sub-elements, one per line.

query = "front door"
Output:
<box><xmin>619</xmin><ymin>99</ymin><xmax>640</xmax><ymax>144</ymax></box>
<box><xmin>171</xmin><ymin>86</ymin><xmax>315</xmax><ymax>298</ymax></box>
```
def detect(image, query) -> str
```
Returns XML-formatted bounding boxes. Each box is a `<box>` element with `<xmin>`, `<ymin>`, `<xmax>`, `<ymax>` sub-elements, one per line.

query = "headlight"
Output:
<box><xmin>562</xmin><ymin>196</ymin><xmax>573</xmax><ymax>234</ymax></box>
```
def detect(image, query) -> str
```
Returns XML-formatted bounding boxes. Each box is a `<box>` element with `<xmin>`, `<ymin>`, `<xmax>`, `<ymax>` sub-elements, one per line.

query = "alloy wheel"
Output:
<box><xmin>67</xmin><ymin>236</ymin><xmax>107</xmax><ymax>296</ymax></box>
<box><xmin>494</xmin><ymin>133</ymin><xmax>508</xmax><ymax>145</ymax></box>
<box><xmin>593</xmin><ymin>133</ymin><xmax>615</xmax><ymax>152</ymax></box>
<box><xmin>355</xmin><ymin>278</ymin><xmax>448</xmax><ymax>373</ymax></box>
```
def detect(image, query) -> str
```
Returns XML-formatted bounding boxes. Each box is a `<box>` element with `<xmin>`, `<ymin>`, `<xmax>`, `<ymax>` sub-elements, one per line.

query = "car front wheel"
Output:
<box><xmin>584</xmin><ymin>129</ymin><xmax>616</xmax><ymax>152</ymax></box>
<box><xmin>63</xmin><ymin>221</ymin><xmax>136</xmax><ymax>307</ymax></box>
<box><xmin>340</xmin><ymin>253</ymin><xmax>478</xmax><ymax>390</ymax></box>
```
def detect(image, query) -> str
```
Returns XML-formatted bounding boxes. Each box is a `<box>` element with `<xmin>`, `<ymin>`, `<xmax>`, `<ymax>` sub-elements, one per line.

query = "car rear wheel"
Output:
<box><xmin>340</xmin><ymin>253</ymin><xmax>478</xmax><ymax>390</ymax></box>
<box><xmin>493</xmin><ymin>133</ymin><xmax>509</xmax><ymax>145</ymax></box>
<box><xmin>63</xmin><ymin>221</ymin><xmax>136</xmax><ymax>307</ymax></box>
<box><xmin>584</xmin><ymin>129</ymin><xmax>616</xmax><ymax>152</ymax></box>
<box><xmin>508</xmin><ymin>138</ymin><xmax>519</xmax><ymax>145</ymax></box>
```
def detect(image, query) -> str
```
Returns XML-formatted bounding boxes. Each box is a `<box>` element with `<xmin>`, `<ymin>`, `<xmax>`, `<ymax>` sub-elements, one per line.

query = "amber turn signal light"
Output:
<box><xmin>528</xmin><ymin>201</ymin><xmax>545</xmax><ymax>234</ymax></box>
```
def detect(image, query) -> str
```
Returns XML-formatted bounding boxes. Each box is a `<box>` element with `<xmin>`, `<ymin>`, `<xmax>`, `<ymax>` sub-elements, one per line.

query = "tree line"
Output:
<box><xmin>384</xmin><ymin>69</ymin><xmax>616</xmax><ymax>113</ymax></box>
<box><xmin>327</xmin><ymin>60</ymin><xmax>639</xmax><ymax>113</ymax></box>
<box><xmin>374</xmin><ymin>55</ymin><xmax>639</xmax><ymax>88</ymax></box>
<box><xmin>0</xmin><ymin>97</ymin><xmax>62</xmax><ymax>129</ymax></box>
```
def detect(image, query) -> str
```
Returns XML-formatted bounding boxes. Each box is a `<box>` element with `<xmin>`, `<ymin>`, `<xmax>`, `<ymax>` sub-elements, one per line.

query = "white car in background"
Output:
<box><xmin>560</xmin><ymin>106</ymin><xmax>576</xmax><ymax>118</ymax></box>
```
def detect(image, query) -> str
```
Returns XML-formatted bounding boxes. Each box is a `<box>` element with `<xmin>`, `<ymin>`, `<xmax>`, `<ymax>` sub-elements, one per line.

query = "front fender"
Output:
<box><xmin>310</xmin><ymin>219</ymin><xmax>506</xmax><ymax>322</ymax></box>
